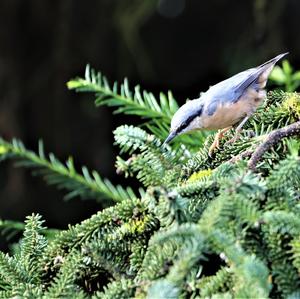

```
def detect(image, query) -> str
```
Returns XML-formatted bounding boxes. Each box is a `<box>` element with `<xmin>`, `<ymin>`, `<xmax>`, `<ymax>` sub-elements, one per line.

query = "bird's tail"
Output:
<box><xmin>254</xmin><ymin>52</ymin><xmax>289</xmax><ymax>89</ymax></box>
<box><xmin>258</xmin><ymin>52</ymin><xmax>289</xmax><ymax>69</ymax></box>
<box><xmin>235</xmin><ymin>52</ymin><xmax>289</xmax><ymax>93</ymax></box>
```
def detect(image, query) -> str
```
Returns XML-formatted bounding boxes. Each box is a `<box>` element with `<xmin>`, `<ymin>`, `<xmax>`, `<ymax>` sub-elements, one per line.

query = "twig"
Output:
<box><xmin>248</xmin><ymin>120</ymin><xmax>300</xmax><ymax>170</ymax></box>
<box><xmin>229</xmin><ymin>149</ymin><xmax>254</xmax><ymax>164</ymax></box>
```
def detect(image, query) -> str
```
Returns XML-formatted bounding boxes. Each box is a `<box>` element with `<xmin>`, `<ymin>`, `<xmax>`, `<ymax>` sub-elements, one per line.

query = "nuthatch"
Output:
<box><xmin>164</xmin><ymin>52</ymin><xmax>288</xmax><ymax>155</ymax></box>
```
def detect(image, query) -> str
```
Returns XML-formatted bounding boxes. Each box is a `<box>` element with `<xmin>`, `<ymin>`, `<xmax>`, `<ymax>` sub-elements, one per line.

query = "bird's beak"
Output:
<box><xmin>163</xmin><ymin>131</ymin><xmax>177</xmax><ymax>145</ymax></box>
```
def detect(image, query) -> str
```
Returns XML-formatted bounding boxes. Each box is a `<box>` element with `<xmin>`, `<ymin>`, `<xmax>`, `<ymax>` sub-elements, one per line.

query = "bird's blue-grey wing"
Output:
<box><xmin>205</xmin><ymin>70</ymin><xmax>254</xmax><ymax>115</ymax></box>
<box><xmin>205</xmin><ymin>52</ymin><xmax>288</xmax><ymax>115</ymax></box>
<box><xmin>229</xmin><ymin>52</ymin><xmax>288</xmax><ymax>103</ymax></box>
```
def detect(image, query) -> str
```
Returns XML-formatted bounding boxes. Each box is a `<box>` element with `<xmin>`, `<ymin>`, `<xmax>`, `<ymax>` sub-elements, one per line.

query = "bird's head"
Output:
<box><xmin>164</xmin><ymin>100</ymin><xmax>203</xmax><ymax>144</ymax></box>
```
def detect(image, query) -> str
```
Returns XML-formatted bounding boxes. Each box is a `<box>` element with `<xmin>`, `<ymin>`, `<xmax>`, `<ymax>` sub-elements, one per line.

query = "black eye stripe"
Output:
<box><xmin>175</xmin><ymin>105</ymin><xmax>203</xmax><ymax>134</ymax></box>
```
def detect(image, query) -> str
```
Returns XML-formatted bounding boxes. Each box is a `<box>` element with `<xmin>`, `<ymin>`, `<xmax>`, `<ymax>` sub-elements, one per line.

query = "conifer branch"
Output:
<box><xmin>0</xmin><ymin>252</ymin><xmax>23</xmax><ymax>287</ymax></box>
<box><xmin>248</xmin><ymin>120</ymin><xmax>300</xmax><ymax>170</ymax></box>
<box><xmin>229</xmin><ymin>149</ymin><xmax>254</xmax><ymax>164</ymax></box>
<box><xmin>67</xmin><ymin>65</ymin><xmax>207</xmax><ymax>147</ymax></box>
<box><xmin>0</xmin><ymin>137</ymin><xmax>137</xmax><ymax>203</ymax></box>
<box><xmin>44</xmin><ymin>251</ymin><xmax>85</xmax><ymax>298</ymax></box>
<box><xmin>0</xmin><ymin>219</ymin><xmax>25</xmax><ymax>241</ymax></box>
<box><xmin>1</xmin><ymin>67</ymin><xmax>300</xmax><ymax>297</ymax></box>
<box><xmin>43</xmin><ymin>198</ymin><xmax>147</xmax><ymax>262</ymax></box>
<box><xmin>93</xmin><ymin>278</ymin><xmax>135</xmax><ymax>299</ymax></box>
<box><xmin>67</xmin><ymin>65</ymin><xmax>177</xmax><ymax>121</ymax></box>
<box><xmin>67</xmin><ymin>65</ymin><xmax>176</xmax><ymax>143</ymax></box>
<box><xmin>196</xmin><ymin>266</ymin><xmax>232</xmax><ymax>297</ymax></box>
<box><xmin>113</xmin><ymin>125</ymin><xmax>187</xmax><ymax>187</ymax></box>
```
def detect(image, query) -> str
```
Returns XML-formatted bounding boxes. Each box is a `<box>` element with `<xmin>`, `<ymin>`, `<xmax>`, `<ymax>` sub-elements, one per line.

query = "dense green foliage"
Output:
<box><xmin>1</xmin><ymin>66</ymin><xmax>300</xmax><ymax>298</ymax></box>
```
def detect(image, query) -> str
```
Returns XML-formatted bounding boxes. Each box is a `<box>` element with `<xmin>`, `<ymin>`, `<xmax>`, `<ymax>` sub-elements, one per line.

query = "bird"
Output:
<box><xmin>163</xmin><ymin>52</ymin><xmax>288</xmax><ymax>155</ymax></box>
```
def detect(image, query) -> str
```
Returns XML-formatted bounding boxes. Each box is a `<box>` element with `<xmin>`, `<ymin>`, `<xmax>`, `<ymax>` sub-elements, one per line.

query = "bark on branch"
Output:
<box><xmin>247</xmin><ymin>120</ymin><xmax>300</xmax><ymax>170</ymax></box>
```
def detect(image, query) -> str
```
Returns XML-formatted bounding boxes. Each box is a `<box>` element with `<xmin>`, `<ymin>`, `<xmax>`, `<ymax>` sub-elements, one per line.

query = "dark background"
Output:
<box><xmin>0</xmin><ymin>0</ymin><xmax>299</xmax><ymax>240</ymax></box>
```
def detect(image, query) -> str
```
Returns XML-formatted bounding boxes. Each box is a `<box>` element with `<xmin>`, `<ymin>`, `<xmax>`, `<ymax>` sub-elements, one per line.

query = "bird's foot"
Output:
<box><xmin>208</xmin><ymin>127</ymin><xmax>232</xmax><ymax>157</ymax></box>
<box><xmin>208</xmin><ymin>138</ymin><xmax>220</xmax><ymax>157</ymax></box>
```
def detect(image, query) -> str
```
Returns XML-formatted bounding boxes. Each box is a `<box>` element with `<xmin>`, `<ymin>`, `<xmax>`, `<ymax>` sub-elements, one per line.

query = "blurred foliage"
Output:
<box><xmin>270</xmin><ymin>60</ymin><xmax>300</xmax><ymax>91</ymax></box>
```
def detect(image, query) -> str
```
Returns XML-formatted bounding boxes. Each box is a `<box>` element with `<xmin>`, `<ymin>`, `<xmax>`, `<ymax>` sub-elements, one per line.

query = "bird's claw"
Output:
<box><xmin>208</xmin><ymin>139</ymin><xmax>220</xmax><ymax>157</ymax></box>
<box><xmin>208</xmin><ymin>127</ymin><xmax>232</xmax><ymax>157</ymax></box>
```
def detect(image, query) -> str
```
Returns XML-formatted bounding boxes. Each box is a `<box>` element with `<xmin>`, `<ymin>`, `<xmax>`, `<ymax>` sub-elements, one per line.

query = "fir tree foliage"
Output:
<box><xmin>67</xmin><ymin>65</ymin><xmax>208</xmax><ymax>148</ymax></box>
<box><xmin>0</xmin><ymin>65</ymin><xmax>300</xmax><ymax>298</ymax></box>
<box><xmin>0</xmin><ymin>138</ymin><xmax>138</xmax><ymax>204</ymax></box>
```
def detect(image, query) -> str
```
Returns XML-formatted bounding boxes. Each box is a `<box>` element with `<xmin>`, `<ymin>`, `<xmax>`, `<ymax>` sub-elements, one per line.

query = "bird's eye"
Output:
<box><xmin>176</xmin><ymin>120</ymin><xmax>189</xmax><ymax>134</ymax></box>
<box><xmin>175</xmin><ymin>104</ymin><xmax>203</xmax><ymax>135</ymax></box>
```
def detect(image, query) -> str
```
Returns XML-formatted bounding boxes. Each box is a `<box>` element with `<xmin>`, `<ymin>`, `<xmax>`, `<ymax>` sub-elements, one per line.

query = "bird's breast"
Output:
<box><xmin>198</xmin><ymin>89</ymin><xmax>263</xmax><ymax>130</ymax></box>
